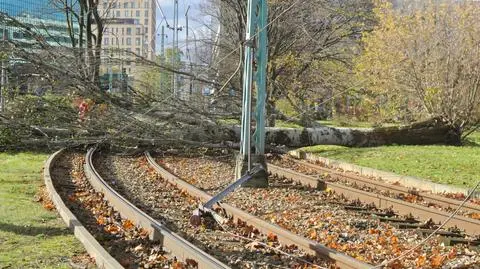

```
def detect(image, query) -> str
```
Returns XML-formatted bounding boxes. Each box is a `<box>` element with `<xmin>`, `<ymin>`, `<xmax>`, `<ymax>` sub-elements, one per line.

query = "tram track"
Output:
<box><xmin>268</xmin><ymin>156</ymin><xmax>480</xmax><ymax>235</ymax></box>
<box><xmin>46</xmin><ymin>150</ymin><xmax>187</xmax><ymax>268</ymax></box>
<box><xmin>154</xmin><ymin>151</ymin><xmax>480</xmax><ymax>268</ymax></box>
<box><xmin>90</xmin><ymin>149</ymin><xmax>342</xmax><ymax>269</ymax></box>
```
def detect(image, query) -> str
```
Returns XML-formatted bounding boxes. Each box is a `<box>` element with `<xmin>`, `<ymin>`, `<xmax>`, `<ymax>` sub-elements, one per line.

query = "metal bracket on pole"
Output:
<box><xmin>190</xmin><ymin>166</ymin><xmax>264</xmax><ymax>226</ymax></box>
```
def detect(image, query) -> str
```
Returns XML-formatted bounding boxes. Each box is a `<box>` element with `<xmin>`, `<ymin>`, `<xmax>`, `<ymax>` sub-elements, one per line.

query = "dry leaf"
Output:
<box><xmin>185</xmin><ymin>259</ymin><xmax>198</xmax><ymax>267</ymax></box>
<box><xmin>309</xmin><ymin>229</ymin><xmax>317</xmax><ymax>240</ymax></box>
<box><xmin>172</xmin><ymin>261</ymin><xmax>185</xmax><ymax>269</ymax></box>
<box><xmin>416</xmin><ymin>254</ymin><xmax>427</xmax><ymax>267</ymax></box>
<box><xmin>447</xmin><ymin>248</ymin><xmax>457</xmax><ymax>259</ymax></box>
<box><xmin>430</xmin><ymin>254</ymin><xmax>446</xmax><ymax>268</ymax></box>
<box><xmin>267</xmin><ymin>232</ymin><xmax>278</xmax><ymax>242</ymax></box>
<box><xmin>122</xmin><ymin>219</ymin><xmax>134</xmax><ymax>230</ymax></box>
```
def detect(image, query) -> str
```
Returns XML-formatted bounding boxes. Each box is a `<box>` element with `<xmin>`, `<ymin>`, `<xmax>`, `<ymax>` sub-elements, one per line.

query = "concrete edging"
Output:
<box><xmin>289</xmin><ymin>150</ymin><xmax>478</xmax><ymax>197</ymax></box>
<box><xmin>43</xmin><ymin>149</ymin><xmax>123</xmax><ymax>269</ymax></box>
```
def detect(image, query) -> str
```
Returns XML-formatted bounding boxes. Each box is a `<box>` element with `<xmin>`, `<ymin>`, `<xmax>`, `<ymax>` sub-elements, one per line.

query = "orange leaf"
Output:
<box><xmin>447</xmin><ymin>248</ymin><xmax>457</xmax><ymax>259</ymax></box>
<box><xmin>172</xmin><ymin>261</ymin><xmax>185</xmax><ymax>269</ymax></box>
<box><xmin>267</xmin><ymin>232</ymin><xmax>278</xmax><ymax>242</ymax></box>
<box><xmin>105</xmin><ymin>224</ymin><xmax>119</xmax><ymax>234</ymax></box>
<box><xmin>416</xmin><ymin>254</ymin><xmax>426</xmax><ymax>267</ymax></box>
<box><xmin>430</xmin><ymin>254</ymin><xmax>446</xmax><ymax>268</ymax></box>
<box><xmin>469</xmin><ymin>213</ymin><xmax>480</xmax><ymax>220</ymax></box>
<box><xmin>309</xmin><ymin>229</ymin><xmax>317</xmax><ymax>240</ymax></box>
<box><xmin>391</xmin><ymin>235</ymin><xmax>399</xmax><ymax>244</ymax></box>
<box><xmin>43</xmin><ymin>202</ymin><xmax>55</xmax><ymax>211</ymax></box>
<box><xmin>97</xmin><ymin>217</ymin><xmax>106</xmax><ymax>225</ymax></box>
<box><xmin>122</xmin><ymin>219</ymin><xmax>134</xmax><ymax>230</ymax></box>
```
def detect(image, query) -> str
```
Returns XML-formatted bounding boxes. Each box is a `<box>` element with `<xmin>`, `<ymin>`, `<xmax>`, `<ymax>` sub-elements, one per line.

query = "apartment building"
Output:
<box><xmin>98</xmin><ymin>0</ymin><xmax>156</xmax><ymax>77</ymax></box>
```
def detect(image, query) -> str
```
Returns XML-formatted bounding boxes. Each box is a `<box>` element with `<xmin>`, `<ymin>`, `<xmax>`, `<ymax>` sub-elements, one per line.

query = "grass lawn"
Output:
<box><xmin>300</xmin><ymin>132</ymin><xmax>480</xmax><ymax>188</ymax></box>
<box><xmin>0</xmin><ymin>152</ymin><xmax>86</xmax><ymax>268</ymax></box>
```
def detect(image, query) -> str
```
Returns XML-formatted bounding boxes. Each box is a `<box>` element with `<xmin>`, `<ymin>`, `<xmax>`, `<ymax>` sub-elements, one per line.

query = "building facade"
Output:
<box><xmin>0</xmin><ymin>0</ymin><xmax>76</xmax><ymax>47</ymax></box>
<box><xmin>98</xmin><ymin>0</ymin><xmax>156</xmax><ymax>77</ymax></box>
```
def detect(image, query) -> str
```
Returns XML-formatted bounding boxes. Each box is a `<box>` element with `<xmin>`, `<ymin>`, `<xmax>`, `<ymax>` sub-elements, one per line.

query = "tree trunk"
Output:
<box><xmin>260</xmin><ymin>117</ymin><xmax>461</xmax><ymax>147</ymax></box>
<box><xmin>4</xmin><ymin>118</ymin><xmax>461</xmax><ymax>150</ymax></box>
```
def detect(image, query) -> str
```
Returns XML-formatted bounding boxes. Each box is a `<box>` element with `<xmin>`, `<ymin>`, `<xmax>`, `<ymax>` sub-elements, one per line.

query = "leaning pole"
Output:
<box><xmin>235</xmin><ymin>0</ymin><xmax>269</xmax><ymax>187</ymax></box>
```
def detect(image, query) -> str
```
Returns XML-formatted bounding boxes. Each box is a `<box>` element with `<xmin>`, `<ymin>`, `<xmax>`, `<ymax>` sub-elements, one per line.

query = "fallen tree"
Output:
<box><xmin>2</xmin><ymin>116</ymin><xmax>461</xmax><ymax>152</ymax></box>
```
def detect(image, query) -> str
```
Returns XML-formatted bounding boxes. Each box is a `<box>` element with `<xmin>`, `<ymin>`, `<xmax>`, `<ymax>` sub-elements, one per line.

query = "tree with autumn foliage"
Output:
<box><xmin>356</xmin><ymin>0</ymin><xmax>480</xmax><ymax>139</ymax></box>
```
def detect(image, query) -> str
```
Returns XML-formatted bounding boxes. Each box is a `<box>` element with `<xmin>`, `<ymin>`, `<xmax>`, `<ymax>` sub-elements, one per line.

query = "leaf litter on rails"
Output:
<box><xmin>269</xmin><ymin>155</ymin><xmax>479</xmax><ymax>219</ymax></box>
<box><xmin>93</xmin><ymin>152</ymin><xmax>333</xmax><ymax>268</ymax></box>
<box><xmin>157</xmin><ymin>153</ymin><xmax>480</xmax><ymax>269</ymax></box>
<box><xmin>51</xmin><ymin>152</ymin><xmax>188</xmax><ymax>268</ymax></box>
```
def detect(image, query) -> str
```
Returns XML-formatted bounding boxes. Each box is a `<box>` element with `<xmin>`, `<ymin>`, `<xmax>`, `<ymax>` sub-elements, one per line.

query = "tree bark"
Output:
<box><xmin>259</xmin><ymin>117</ymin><xmax>461</xmax><ymax>147</ymax></box>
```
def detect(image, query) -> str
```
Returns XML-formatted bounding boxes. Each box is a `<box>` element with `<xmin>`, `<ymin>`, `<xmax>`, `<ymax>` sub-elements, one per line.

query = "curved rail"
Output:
<box><xmin>85</xmin><ymin>148</ymin><xmax>229</xmax><ymax>269</ymax></box>
<box><xmin>268</xmin><ymin>164</ymin><xmax>480</xmax><ymax>235</ymax></box>
<box><xmin>44</xmin><ymin>149</ymin><xmax>123</xmax><ymax>269</ymax></box>
<box><xmin>289</xmin><ymin>158</ymin><xmax>480</xmax><ymax>214</ymax></box>
<box><xmin>145</xmin><ymin>151</ymin><xmax>372</xmax><ymax>269</ymax></box>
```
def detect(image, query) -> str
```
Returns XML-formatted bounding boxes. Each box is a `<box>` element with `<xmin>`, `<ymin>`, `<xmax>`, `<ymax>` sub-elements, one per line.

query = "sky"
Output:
<box><xmin>155</xmin><ymin>0</ymin><xmax>212</xmax><ymax>52</ymax></box>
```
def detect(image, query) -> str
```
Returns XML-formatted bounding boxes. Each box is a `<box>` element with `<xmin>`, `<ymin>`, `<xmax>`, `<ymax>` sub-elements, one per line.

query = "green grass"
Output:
<box><xmin>0</xmin><ymin>152</ymin><xmax>86</xmax><ymax>268</ymax></box>
<box><xmin>301</xmin><ymin>133</ymin><xmax>480</xmax><ymax>188</ymax></box>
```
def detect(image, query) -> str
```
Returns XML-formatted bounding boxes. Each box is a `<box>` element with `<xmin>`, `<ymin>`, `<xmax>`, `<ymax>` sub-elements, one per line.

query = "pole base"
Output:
<box><xmin>235</xmin><ymin>154</ymin><xmax>268</xmax><ymax>188</ymax></box>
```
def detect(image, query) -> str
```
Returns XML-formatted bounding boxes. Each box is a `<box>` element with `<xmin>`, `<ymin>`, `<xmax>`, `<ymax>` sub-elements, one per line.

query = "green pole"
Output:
<box><xmin>236</xmin><ymin>0</ymin><xmax>268</xmax><ymax>187</ymax></box>
<box><xmin>254</xmin><ymin>0</ymin><xmax>268</xmax><ymax>155</ymax></box>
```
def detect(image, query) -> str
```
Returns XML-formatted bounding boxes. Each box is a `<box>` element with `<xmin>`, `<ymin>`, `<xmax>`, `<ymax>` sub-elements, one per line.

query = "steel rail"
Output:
<box><xmin>290</xmin><ymin>158</ymin><xmax>480</xmax><ymax>215</ymax></box>
<box><xmin>85</xmin><ymin>148</ymin><xmax>230</xmax><ymax>269</ymax></box>
<box><xmin>44</xmin><ymin>149</ymin><xmax>123</xmax><ymax>269</ymax></box>
<box><xmin>145</xmin><ymin>152</ymin><xmax>373</xmax><ymax>269</ymax></box>
<box><xmin>268</xmin><ymin>164</ymin><xmax>480</xmax><ymax>235</ymax></box>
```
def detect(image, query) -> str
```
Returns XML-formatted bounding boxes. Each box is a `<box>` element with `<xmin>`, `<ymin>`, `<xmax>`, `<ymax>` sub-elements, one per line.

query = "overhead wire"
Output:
<box><xmin>373</xmin><ymin>180</ymin><xmax>480</xmax><ymax>268</ymax></box>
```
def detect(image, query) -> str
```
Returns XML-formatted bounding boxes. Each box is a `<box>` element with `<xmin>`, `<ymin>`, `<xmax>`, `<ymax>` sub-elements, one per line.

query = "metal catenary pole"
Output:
<box><xmin>253</xmin><ymin>0</ymin><xmax>268</xmax><ymax>155</ymax></box>
<box><xmin>239</xmin><ymin>0</ymin><xmax>268</xmax><ymax>164</ymax></box>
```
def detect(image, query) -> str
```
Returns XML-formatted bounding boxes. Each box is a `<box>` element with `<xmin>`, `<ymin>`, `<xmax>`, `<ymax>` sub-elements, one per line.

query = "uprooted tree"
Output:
<box><xmin>0</xmin><ymin>0</ymin><xmax>467</xmax><ymax>151</ymax></box>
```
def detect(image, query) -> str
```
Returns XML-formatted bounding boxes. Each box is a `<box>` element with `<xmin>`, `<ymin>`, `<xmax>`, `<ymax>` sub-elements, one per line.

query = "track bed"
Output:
<box><xmin>157</xmin><ymin>153</ymin><xmax>480</xmax><ymax>269</ymax></box>
<box><xmin>93</xmin><ymin>152</ymin><xmax>331</xmax><ymax>268</ymax></box>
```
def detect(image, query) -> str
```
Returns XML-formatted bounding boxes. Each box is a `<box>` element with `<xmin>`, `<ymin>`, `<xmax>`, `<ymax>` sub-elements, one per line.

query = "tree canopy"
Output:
<box><xmin>356</xmin><ymin>0</ymin><xmax>480</xmax><ymax>135</ymax></box>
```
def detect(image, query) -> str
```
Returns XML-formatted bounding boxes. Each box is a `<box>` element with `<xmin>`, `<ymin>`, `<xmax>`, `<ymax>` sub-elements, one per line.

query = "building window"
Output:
<box><xmin>104</xmin><ymin>28</ymin><xmax>109</xmax><ymax>35</ymax></box>
<box><xmin>136</xmin><ymin>10</ymin><xmax>140</xmax><ymax>17</ymax></box>
<box><xmin>131</xmin><ymin>2</ymin><xmax>135</xmax><ymax>8</ymax></box>
<box><xmin>126</xmin><ymin>37</ymin><xmax>132</xmax><ymax>45</ymax></box>
<box><xmin>136</xmin><ymin>48</ymin><xmax>140</xmax><ymax>55</ymax></box>
<box><xmin>144</xmin><ymin>19</ymin><xmax>148</xmax><ymax>25</ymax></box>
<box><xmin>112</xmin><ymin>2</ymin><xmax>117</xmax><ymax>8</ymax></box>
<box><xmin>116</xmin><ymin>11</ymin><xmax>120</xmax><ymax>17</ymax></box>
<box><xmin>144</xmin><ymin>10</ymin><xmax>148</xmax><ymax>17</ymax></box>
<box><xmin>121</xmin><ymin>38</ymin><xmax>124</xmax><ymax>45</ymax></box>
<box><xmin>136</xmin><ymin>27</ymin><xmax>141</xmax><ymax>35</ymax></box>
<box><xmin>144</xmin><ymin>27</ymin><xmax>148</xmax><ymax>34</ymax></box>
<box><xmin>124</xmin><ymin>11</ymin><xmax>129</xmax><ymax>17</ymax></box>
<box><xmin>126</xmin><ymin>28</ymin><xmax>132</xmax><ymax>35</ymax></box>
<box><xmin>121</xmin><ymin>28</ymin><xmax>125</xmax><ymax>35</ymax></box>
<box><xmin>144</xmin><ymin>2</ymin><xmax>149</xmax><ymax>8</ymax></box>
<box><xmin>135</xmin><ymin>38</ymin><xmax>140</xmax><ymax>45</ymax></box>
<box><xmin>104</xmin><ymin>38</ymin><xmax>109</xmax><ymax>45</ymax></box>
<box><xmin>124</xmin><ymin>2</ymin><xmax>128</xmax><ymax>8</ymax></box>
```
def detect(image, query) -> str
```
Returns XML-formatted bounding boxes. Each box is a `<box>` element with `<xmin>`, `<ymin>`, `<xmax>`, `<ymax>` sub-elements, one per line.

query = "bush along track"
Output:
<box><xmin>50</xmin><ymin>151</ymin><xmax>188</xmax><ymax>268</ymax></box>
<box><xmin>155</xmin><ymin>152</ymin><xmax>480</xmax><ymax>269</ymax></box>
<box><xmin>92</xmin><ymin>151</ymin><xmax>334</xmax><ymax>269</ymax></box>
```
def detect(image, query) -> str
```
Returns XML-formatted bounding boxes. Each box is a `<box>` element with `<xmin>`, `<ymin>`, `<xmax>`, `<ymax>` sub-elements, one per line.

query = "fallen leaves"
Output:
<box><xmin>430</xmin><ymin>254</ymin><xmax>446</xmax><ymax>268</ymax></box>
<box><xmin>122</xmin><ymin>219</ymin><xmax>134</xmax><ymax>230</ymax></box>
<box><xmin>267</xmin><ymin>232</ymin><xmax>278</xmax><ymax>242</ymax></box>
